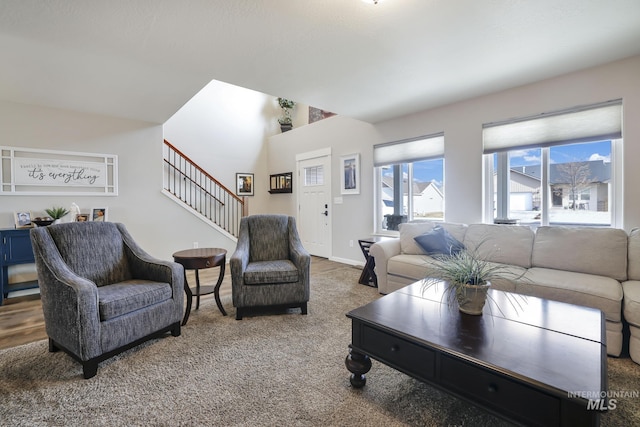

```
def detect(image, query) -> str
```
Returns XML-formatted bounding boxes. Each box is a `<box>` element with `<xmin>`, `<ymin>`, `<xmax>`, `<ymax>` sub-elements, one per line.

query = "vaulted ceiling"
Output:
<box><xmin>1</xmin><ymin>0</ymin><xmax>639</xmax><ymax>124</ymax></box>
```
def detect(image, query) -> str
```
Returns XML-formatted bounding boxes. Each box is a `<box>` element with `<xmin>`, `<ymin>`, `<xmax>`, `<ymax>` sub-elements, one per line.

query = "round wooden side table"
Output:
<box><xmin>173</xmin><ymin>248</ymin><xmax>227</xmax><ymax>325</ymax></box>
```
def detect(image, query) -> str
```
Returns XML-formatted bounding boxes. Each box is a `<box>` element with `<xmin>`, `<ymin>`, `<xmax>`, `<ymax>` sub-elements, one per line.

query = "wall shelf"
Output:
<box><xmin>269</xmin><ymin>172</ymin><xmax>292</xmax><ymax>194</ymax></box>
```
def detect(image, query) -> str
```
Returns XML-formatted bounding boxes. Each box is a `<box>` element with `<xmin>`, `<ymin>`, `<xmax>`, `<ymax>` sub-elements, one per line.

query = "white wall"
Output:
<box><xmin>268</xmin><ymin>55</ymin><xmax>640</xmax><ymax>265</ymax></box>
<box><xmin>3</xmin><ymin>55</ymin><xmax>638</xmax><ymax>272</ymax></box>
<box><xmin>163</xmin><ymin>79</ymin><xmax>311</xmax><ymax>214</ymax></box>
<box><xmin>0</xmin><ymin>99</ymin><xmax>238</xmax><ymax>265</ymax></box>
<box><xmin>0</xmin><ymin>80</ymin><xmax>320</xmax><ymax>290</ymax></box>
<box><xmin>267</xmin><ymin>115</ymin><xmax>380</xmax><ymax>263</ymax></box>
<box><xmin>375</xmin><ymin>55</ymin><xmax>640</xmax><ymax>229</ymax></box>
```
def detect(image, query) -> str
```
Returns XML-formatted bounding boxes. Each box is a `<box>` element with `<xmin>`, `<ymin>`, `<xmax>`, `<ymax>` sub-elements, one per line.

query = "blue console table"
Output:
<box><xmin>0</xmin><ymin>228</ymin><xmax>37</xmax><ymax>305</ymax></box>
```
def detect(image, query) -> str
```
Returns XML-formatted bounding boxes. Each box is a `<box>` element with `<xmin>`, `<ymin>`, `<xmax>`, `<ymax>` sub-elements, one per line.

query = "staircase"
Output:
<box><xmin>163</xmin><ymin>140</ymin><xmax>246</xmax><ymax>239</ymax></box>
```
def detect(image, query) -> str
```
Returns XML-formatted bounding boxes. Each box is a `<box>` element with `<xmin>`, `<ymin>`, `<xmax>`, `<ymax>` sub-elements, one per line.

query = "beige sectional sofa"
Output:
<box><xmin>370</xmin><ymin>222</ymin><xmax>640</xmax><ymax>359</ymax></box>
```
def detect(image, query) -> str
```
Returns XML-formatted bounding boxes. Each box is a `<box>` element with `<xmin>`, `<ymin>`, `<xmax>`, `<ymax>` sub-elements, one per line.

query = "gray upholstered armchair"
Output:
<box><xmin>30</xmin><ymin>222</ymin><xmax>183</xmax><ymax>379</ymax></box>
<box><xmin>230</xmin><ymin>214</ymin><xmax>310</xmax><ymax>320</ymax></box>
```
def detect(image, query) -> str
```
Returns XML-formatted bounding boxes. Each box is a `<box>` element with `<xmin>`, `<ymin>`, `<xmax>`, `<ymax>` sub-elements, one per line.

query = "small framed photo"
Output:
<box><xmin>76</xmin><ymin>213</ymin><xmax>89</xmax><ymax>222</ymax></box>
<box><xmin>340</xmin><ymin>153</ymin><xmax>360</xmax><ymax>195</ymax></box>
<box><xmin>236</xmin><ymin>173</ymin><xmax>254</xmax><ymax>196</ymax></box>
<box><xmin>91</xmin><ymin>207</ymin><xmax>108</xmax><ymax>222</ymax></box>
<box><xmin>14</xmin><ymin>211</ymin><xmax>33</xmax><ymax>228</ymax></box>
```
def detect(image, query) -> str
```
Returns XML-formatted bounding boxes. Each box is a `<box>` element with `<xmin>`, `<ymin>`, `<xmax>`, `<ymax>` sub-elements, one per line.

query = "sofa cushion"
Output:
<box><xmin>623</xmin><ymin>280</ymin><xmax>640</xmax><ymax>326</ymax></box>
<box><xmin>519</xmin><ymin>267</ymin><xmax>623</xmax><ymax>322</ymax></box>
<box><xmin>414</xmin><ymin>225</ymin><xmax>464</xmax><ymax>256</ymax></box>
<box><xmin>98</xmin><ymin>280</ymin><xmax>173</xmax><ymax>321</ymax></box>
<box><xmin>463</xmin><ymin>224</ymin><xmax>534</xmax><ymax>268</ymax></box>
<box><xmin>479</xmin><ymin>262</ymin><xmax>525</xmax><ymax>293</ymax></box>
<box><xmin>399</xmin><ymin>222</ymin><xmax>436</xmax><ymax>254</ymax></box>
<box><xmin>532</xmin><ymin>226</ymin><xmax>628</xmax><ymax>281</ymax></box>
<box><xmin>387</xmin><ymin>254</ymin><xmax>436</xmax><ymax>281</ymax></box>
<box><xmin>243</xmin><ymin>260</ymin><xmax>299</xmax><ymax>285</ymax></box>
<box><xmin>628</xmin><ymin>228</ymin><xmax>640</xmax><ymax>281</ymax></box>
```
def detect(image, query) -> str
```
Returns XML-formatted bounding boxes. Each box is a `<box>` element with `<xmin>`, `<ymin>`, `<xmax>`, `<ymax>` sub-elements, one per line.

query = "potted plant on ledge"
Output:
<box><xmin>277</xmin><ymin>97</ymin><xmax>295</xmax><ymax>132</ymax></box>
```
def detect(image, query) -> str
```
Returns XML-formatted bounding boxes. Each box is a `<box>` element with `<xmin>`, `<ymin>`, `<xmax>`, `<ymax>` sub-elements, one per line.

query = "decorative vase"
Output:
<box><xmin>455</xmin><ymin>281</ymin><xmax>490</xmax><ymax>315</ymax></box>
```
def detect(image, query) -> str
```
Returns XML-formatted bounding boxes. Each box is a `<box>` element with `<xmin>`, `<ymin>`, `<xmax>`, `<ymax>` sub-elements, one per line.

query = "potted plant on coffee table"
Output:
<box><xmin>419</xmin><ymin>234</ymin><xmax>525</xmax><ymax>315</ymax></box>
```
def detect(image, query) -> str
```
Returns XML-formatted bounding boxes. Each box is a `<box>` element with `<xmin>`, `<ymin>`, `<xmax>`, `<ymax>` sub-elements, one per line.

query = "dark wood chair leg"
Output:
<box><xmin>48</xmin><ymin>338</ymin><xmax>59</xmax><ymax>353</ymax></box>
<box><xmin>301</xmin><ymin>302</ymin><xmax>308</xmax><ymax>315</ymax></box>
<box><xmin>171</xmin><ymin>322</ymin><xmax>181</xmax><ymax>337</ymax></box>
<box><xmin>82</xmin><ymin>360</ymin><xmax>99</xmax><ymax>379</ymax></box>
<box><xmin>236</xmin><ymin>308</ymin><xmax>243</xmax><ymax>320</ymax></box>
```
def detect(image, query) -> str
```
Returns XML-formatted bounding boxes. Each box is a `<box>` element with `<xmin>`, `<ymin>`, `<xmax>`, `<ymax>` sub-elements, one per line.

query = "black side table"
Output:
<box><xmin>357</xmin><ymin>236</ymin><xmax>390</xmax><ymax>288</ymax></box>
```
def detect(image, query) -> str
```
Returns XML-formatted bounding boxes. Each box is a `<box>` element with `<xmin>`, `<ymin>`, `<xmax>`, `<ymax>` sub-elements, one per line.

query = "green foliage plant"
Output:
<box><xmin>45</xmin><ymin>206</ymin><xmax>70</xmax><ymax>220</ymax></box>
<box><xmin>277</xmin><ymin>97</ymin><xmax>296</xmax><ymax>125</ymax></box>
<box><xmin>421</xmin><ymin>242</ymin><xmax>527</xmax><ymax>315</ymax></box>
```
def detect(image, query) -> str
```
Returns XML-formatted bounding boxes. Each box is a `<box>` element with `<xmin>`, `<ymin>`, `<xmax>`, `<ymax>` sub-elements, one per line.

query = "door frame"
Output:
<box><xmin>296</xmin><ymin>147</ymin><xmax>332</xmax><ymax>259</ymax></box>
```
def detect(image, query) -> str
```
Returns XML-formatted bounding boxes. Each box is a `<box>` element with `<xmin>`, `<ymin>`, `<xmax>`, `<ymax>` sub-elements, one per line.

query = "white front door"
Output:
<box><xmin>297</xmin><ymin>150</ymin><xmax>331</xmax><ymax>258</ymax></box>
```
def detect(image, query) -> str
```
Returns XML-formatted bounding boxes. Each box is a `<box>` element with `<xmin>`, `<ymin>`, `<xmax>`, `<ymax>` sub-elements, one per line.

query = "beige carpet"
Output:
<box><xmin>1</xmin><ymin>265</ymin><xmax>639</xmax><ymax>426</ymax></box>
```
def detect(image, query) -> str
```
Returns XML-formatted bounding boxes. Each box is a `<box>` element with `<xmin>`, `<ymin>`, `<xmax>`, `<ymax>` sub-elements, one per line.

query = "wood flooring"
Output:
<box><xmin>0</xmin><ymin>256</ymin><xmax>352</xmax><ymax>350</ymax></box>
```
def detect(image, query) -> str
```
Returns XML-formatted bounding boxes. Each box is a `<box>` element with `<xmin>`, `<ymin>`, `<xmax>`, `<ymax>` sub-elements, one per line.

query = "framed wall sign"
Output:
<box><xmin>1</xmin><ymin>146</ymin><xmax>118</xmax><ymax>196</ymax></box>
<box><xmin>236</xmin><ymin>173</ymin><xmax>254</xmax><ymax>196</ymax></box>
<box><xmin>340</xmin><ymin>153</ymin><xmax>360</xmax><ymax>195</ymax></box>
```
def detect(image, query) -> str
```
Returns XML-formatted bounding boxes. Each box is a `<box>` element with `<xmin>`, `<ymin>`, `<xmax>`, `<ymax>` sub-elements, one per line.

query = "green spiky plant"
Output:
<box><xmin>45</xmin><ymin>206</ymin><xmax>70</xmax><ymax>220</ymax></box>
<box><xmin>421</xmin><ymin>244</ymin><xmax>526</xmax><ymax>315</ymax></box>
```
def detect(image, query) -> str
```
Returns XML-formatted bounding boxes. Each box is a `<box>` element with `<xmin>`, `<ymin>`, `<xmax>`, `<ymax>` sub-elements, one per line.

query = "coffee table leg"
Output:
<box><xmin>214</xmin><ymin>262</ymin><xmax>227</xmax><ymax>316</ymax></box>
<box><xmin>345</xmin><ymin>345</ymin><xmax>372</xmax><ymax>388</ymax></box>
<box><xmin>182</xmin><ymin>269</ymin><xmax>192</xmax><ymax>326</ymax></box>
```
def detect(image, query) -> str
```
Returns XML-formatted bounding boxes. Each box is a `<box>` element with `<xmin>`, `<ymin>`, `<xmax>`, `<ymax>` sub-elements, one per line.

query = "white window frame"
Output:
<box><xmin>374</xmin><ymin>154</ymin><xmax>445</xmax><ymax>235</ymax></box>
<box><xmin>484</xmin><ymin>139</ymin><xmax>622</xmax><ymax>228</ymax></box>
<box><xmin>483</xmin><ymin>100</ymin><xmax>622</xmax><ymax>228</ymax></box>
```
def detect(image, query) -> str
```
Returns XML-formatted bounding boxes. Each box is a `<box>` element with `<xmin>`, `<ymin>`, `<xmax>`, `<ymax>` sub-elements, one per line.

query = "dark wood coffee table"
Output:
<box><xmin>346</xmin><ymin>281</ymin><xmax>608</xmax><ymax>427</ymax></box>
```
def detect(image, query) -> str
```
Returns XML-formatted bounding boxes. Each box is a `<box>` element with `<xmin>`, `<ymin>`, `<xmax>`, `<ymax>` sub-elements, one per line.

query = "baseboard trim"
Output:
<box><xmin>328</xmin><ymin>256</ymin><xmax>364</xmax><ymax>267</ymax></box>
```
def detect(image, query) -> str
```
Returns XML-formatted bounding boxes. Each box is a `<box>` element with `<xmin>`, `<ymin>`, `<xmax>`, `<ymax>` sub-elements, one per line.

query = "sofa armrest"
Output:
<box><xmin>369</xmin><ymin>238</ymin><xmax>401</xmax><ymax>294</ymax></box>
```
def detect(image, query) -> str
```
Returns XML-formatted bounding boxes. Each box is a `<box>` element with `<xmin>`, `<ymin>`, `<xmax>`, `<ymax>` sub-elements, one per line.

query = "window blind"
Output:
<box><xmin>482</xmin><ymin>99</ymin><xmax>622</xmax><ymax>154</ymax></box>
<box><xmin>373</xmin><ymin>132</ymin><xmax>444</xmax><ymax>166</ymax></box>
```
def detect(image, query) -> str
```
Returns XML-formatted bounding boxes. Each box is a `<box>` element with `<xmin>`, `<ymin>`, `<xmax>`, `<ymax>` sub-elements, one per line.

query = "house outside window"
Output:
<box><xmin>483</xmin><ymin>100</ymin><xmax>622</xmax><ymax>228</ymax></box>
<box><xmin>374</xmin><ymin>134</ymin><xmax>445</xmax><ymax>233</ymax></box>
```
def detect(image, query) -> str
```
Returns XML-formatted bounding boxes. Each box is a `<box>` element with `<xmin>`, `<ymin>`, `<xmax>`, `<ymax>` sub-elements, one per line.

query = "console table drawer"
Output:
<box><xmin>361</xmin><ymin>325</ymin><xmax>435</xmax><ymax>380</ymax></box>
<box><xmin>440</xmin><ymin>354</ymin><xmax>560</xmax><ymax>426</ymax></box>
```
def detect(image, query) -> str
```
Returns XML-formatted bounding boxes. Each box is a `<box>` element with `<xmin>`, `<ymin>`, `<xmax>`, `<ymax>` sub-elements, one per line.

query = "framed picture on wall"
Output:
<box><xmin>340</xmin><ymin>153</ymin><xmax>360</xmax><ymax>195</ymax></box>
<box><xmin>91</xmin><ymin>207</ymin><xmax>108</xmax><ymax>222</ymax></box>
<box><xmin>236</xmin><ymin>173</ymin><xmax>254</xmax><ymax>196</ymax></box>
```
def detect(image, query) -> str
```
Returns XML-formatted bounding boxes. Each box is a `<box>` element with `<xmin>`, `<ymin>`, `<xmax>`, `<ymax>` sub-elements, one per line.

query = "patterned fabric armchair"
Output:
<box><xmin>30</xmin><ymin>222</ymin><xmax>183</xmax><ymax>379</ymax></box>
<box><xmin>230</xmin><ymin>214</ymin><xmax>310</xmax><ymax>320</ymax></box>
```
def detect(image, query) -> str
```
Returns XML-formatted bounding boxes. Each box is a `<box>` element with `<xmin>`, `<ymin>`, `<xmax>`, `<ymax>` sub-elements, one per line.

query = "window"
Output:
<box><xmin>304</xmin><ymin>166</ymin><xmax>323</xmax><ymax>186</ymax></box>
<box><xmin>483</xmin><ymin>100</ymin><xmax>622</xmax><ymax>227</ymax></box>
<box><xmin>374</xmin><ymin>134</ymin><xmax>445</xmax><ymax>233</ymax></box>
